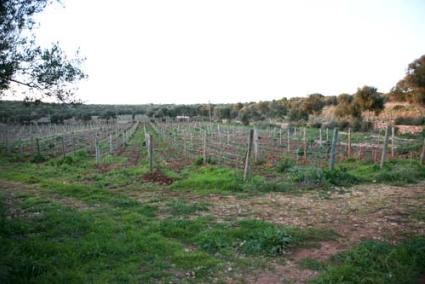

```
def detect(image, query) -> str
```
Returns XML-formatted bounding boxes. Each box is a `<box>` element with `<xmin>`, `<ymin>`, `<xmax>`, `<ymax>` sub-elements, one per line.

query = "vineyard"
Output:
<box><xmin>150</xmin><ymin>121</ymin><xmax>425</xmax><ymax>176</ymax></box>
<box><xmin>1</xmin><ymin>120</ymin><xmax>425</xmax><ymax>174</ymax></box>
<box><xmin>1</xmin><ymin>120</ymin><xmax>425</xmax><ymax>283</ymax></box>
<box><xmin>0</xmin><ymin>121</ymin><xmax>138</xmax><ymax>162</ymax></box>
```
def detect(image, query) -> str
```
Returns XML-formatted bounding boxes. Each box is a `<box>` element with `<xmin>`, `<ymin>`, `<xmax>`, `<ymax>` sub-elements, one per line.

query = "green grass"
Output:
<box><xmin>166</xmin><ymin>199</ymin><xmax>210</xmax><ymax>215</ymax></box>
<box><xmin>311</xmin><ymin>238</ymin><xmax>425</xmax><ymax>284</ymax></box>
<box><xmin>1</xmin><ymin>127</ymin><xmax>425</xmax><ymax>283</ymax></box>
<box><xmin>172</xmin><ymin>166</ymin><xmax>246</xmax><ymax>193</ymax></box>
<box><xmin>0</xmin><ymin>133</ymin><xmax>339</xmax><ymax>283</ymax></box>
<box><xmin>299</xmin><ymin>258</ymin><xmax>326</xmax><ymax>271</ymax></box>
<box><xmin>0</xmin><ymin>190</ymin><xmax>336</xmax><ymax>283</ymax></box>
<box><xmin>339</xmin><ymin>159</ymin><xmax>425</xmax><ymax>185</ymax></box>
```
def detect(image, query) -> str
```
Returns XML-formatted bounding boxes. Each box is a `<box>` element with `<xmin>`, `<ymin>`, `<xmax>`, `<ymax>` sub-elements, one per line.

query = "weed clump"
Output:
<box><xmin>312</xmin><ymin>238</ymin><xmax>425</xmax><ymax>284</ymax></box>
<box><xmin>277</xmin><ymin>157</ymin><xmax>296</xmax><ymax>173</ymax></box>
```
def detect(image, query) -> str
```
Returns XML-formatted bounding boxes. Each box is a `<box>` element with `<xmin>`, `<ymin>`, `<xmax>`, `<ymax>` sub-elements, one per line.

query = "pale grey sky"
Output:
<box><xmin>6</xmin><ymin>0</ymin><xmax>425</xmax><ymax>104</ymax></box>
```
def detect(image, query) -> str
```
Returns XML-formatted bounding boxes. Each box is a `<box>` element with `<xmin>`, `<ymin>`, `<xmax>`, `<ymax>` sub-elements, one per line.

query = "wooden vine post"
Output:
<box><xmin>420</xmin><ymin>138</ymin><xmax>425</xmax><ymax>165</ymax></box>
<box><xmin>391</xmin><ymin>127</ymin><xmax>395</xmax><ymax>158</ymax></box>
<box><xmin>347</xmin><ymin>128</ymin><xmax>352</xmax><ymax>158</ymax></box>
<box><xmin>201</xmin><ymin>130</ymin><xmax>207</xmax><ymax>163</ymax></box>
<box><xmin>146</xmin><ymin>133</ymin><xmax>153</xmax><ymax>172</ymax></box>
<box><xmin>36</xmin><ymin>138</ymin><xmax>41</xmax><ymax>156</ymax></box>
<box><xmin>243</xmin><ymin>129</ymin><xmax>254</xmax><ymax>181</ymax></box>
<box><xmin>95</xmin><ymin>135</ymin><xmax>100</xmax><ymax>164</ymax></box>
<box><xmin>279</xmin><ymin>128</ymin><xmax>282</xmax><ymax>145</ymax></box>
<box><xmin>253</xmin><ymin>129</ymin><xmax>260</xmax><ymax>162</ymax></box>
<box><xmin>319</xmin><ymin>128</ymin><xmax>322</xmax><ymax>147</ymax></box>
<box><xmin>303</xmin><ymin>128</ymin><xmax>307</xmax><ymax>161</ymax></box>
<box><xmin>380</xmin><ymin>126</ymin><xmax>390</xmax><ymax>169</ymax></box>
<box><xmin>109</xmin><ymin>134</ymin><xmax>113</xmax><ymax>153</ymax></box>
<box><xmin>287</xmin><ymin>128</ymin><xmax>291</xmax><ymax>154</ymax></box>
<box><xmin>329</xmin><ymin>128</ymin><xmax>339</xmax><ymax>170</ymax></box>
<box><xmin>61</xmin><ymin>135</ymin><xmax>66</xmax><ymax>158</ymax></box>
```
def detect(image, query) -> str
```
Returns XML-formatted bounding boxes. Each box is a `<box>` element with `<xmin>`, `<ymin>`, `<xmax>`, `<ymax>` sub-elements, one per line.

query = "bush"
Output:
<box><xmin>277</xmin><ymin>157</ymin><xmax>296</xmax><ymax>173</ymax></box>
<box><xmin>350</xmin><ymin>119</ymin><xmax>373</xmax><ymax>132</ymax></box>
<box><xmin>31</xmin><ymin>154</ymin><xmax>46</xmax><ymax>163</ymax></box>
<box><xmin>394</xmin><ymin>116</ymin><xmax>425</xmax><ymax>125</ymax></box>
<box><xmin>194</xmin><ymin>156</ymin><xmax>204</xmax><ymax>166</ymax></box>
<box><xmin>323</xmin><ymin>168</ymin><xmax>359</xmax><ymax>186</ymax></box>
<box><xmin>288</xmin><ymin>166</ymin><xmax>326</xmax><ymax>186</ymax></box>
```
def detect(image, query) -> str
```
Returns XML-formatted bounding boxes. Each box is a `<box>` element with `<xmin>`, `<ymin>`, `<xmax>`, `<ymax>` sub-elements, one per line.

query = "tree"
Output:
<box><xmin>0</xmin><ymin>0</ymin><xmax>86</xmax><ymax>102</ymax></box>
<box><xmin>288</xmin><ymin>105</ymin><xmax>308</xmax><ymax>121</ymax></box>
<box><xmin>393</xmin><ymin>54</ymin><xmax>425</xmax><ymax>105</ymax></box>
<box><xmin>302</xmin><ymin>93</ymin><xmax>325</xmax><ymax>114</ymax></box>
<box><xmin>334</xmin><ymin>93</ymin><xmax>360</xmax><ymax>118</ymax></box>
<box><xmin>353</xmin><ymin>86</ymin><xmax>384</xmax><ymax>115</ymax></box>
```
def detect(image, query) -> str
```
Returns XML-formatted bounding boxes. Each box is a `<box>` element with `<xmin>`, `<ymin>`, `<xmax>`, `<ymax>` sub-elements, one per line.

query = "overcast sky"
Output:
<box><xmin>6</xmin><ymin>0</ymin><xmax>425</xmax><ymax>104</ymax></box>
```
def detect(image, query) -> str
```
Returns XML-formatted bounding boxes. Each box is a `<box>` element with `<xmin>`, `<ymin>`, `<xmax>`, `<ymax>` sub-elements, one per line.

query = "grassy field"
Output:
<box><xmin>1</xmin><ymin>126</ymin><xmax>424</xmax><ymax>283</ymax></box>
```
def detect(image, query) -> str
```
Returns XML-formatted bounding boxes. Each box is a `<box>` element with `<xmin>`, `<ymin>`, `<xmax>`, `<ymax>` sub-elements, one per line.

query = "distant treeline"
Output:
<box><xmin>0</xmin><ymin>83</ymin><xmax>424</xmax><ymax>128</ymax></box>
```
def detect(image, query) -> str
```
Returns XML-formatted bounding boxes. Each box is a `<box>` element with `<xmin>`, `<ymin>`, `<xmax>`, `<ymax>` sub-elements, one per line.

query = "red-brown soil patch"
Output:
<box><xmin>143</xmin><ymin>170</ymin><xmax>174</xmax><ymax>185</ymax></box>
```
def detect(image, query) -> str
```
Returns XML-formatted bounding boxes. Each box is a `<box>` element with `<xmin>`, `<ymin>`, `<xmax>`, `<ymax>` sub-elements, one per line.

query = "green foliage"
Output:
<box><xmin>323</xmin><ymin>167</ymin><xmax>359</xmax><ymax>186</ymax></box>
<box><xmin>277</xmin><ymin>157</ymin><xmax>296</xmax><ymax>173</ymax></box>
<box><xmin>394</xmin><ymin>54</ymin><xmax>425</xmax><ymax>106</ymax></box>
<box><xmin>194</xmin><ymin>156</ymin><xmax>204</xmax><ymax>166</ymax></box>
<box><xmin>288</xmin><ymin>166</ymin><xmax>326</xmax><ymax>186</ymax></box>
<box><xmin>0</xmin><ymin>1</ymin><xmax>86</xmax><ymax>102</ymax></box>
<box><xmin>353</xmin><ymin>85</ymin><xmax>385</xmax><ymax>115</ymax></box>
<box><xmin>312</xmin><ymin>238</ymin><xmax>425</xmax><ymax>284</ymax></box>
<box><xmin>340</xmin><ymin>159</ymin><xmax>425</xmax><ymax>185</ymax></box>
<box><xmin>194</xmin><ymin>220</ymin><xmax>335</xmax><ymax>257</ymax></box>
<box><xmin>166</xmin><ymin>200</ymin><xmax>210</xmax><ymax>216</ymax></box>
<box><xmin>394</xmin><ymin>116</ymin><xmax>425</xmax><ymax>125</ymax></box>
<box><xmin>172</xmin><ymin>166</ymin><xmax>245</xmax><ymax>193</ymax></box>
<box><xmin>31</xmin><ymin>154</ymin><xmax>47</xmax><ymax>163</ymax></box>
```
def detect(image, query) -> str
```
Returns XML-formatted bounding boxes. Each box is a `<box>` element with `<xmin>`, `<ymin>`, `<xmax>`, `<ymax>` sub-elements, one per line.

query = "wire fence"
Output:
<box><xmin>0</xmin><ymin>121</ymin><xmax>139</xmax><ymax>161</ymax></box>
<box><xmin>151</xmin><ymin>121</ymin><xmax>425</xmax><ymax>174</ymax></box>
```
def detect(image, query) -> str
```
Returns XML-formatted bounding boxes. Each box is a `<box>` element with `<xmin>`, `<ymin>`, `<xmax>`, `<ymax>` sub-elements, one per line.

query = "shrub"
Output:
<box><xmin>277</xmin><ymin>157</ymin><xmax>296</xmax><ymax>173</ymax></box>
<box><xmin>323</xmin><ymin>168</ymin><xmax>359</xmax><ymax>186</ymax></box>
<box><xmin>31</xmin><ymin>154</ymin><xmax>46</xmax><ymax>163</ymax></box>
<box><xmin>288</xmin><ymin>166</ymin><xmax>326</xmax><ymax>186</ymax></box>
<box><xmin>394</xmin><ymin>116</ymin><xmax>425</xmax><ymax>125</ymax></box>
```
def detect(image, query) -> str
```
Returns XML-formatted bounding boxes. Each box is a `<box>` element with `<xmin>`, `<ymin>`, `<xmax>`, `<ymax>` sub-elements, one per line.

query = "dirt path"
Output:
<box><xmin>203</xmin><ymin>182</ymin><xmax>425</xmax><ymax>283</ymax></box>
<box><xmin>2</xmin><ymin>178</ymin><xmax>424</xmax><ymax>283</ymax></box>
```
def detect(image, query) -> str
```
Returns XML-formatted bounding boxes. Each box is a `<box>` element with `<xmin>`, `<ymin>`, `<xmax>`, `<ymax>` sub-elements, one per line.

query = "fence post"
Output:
<box><xmin>36</xmin><ymin>138</ymin><xmax>41</xmax><ymax>156</ymax></box>
<box><xmin>279</xmin><ymin>128</ymin><xmax>282</xmax><ymax>145</ymax></box>
<box><xmin>95</xmin><ymin>135</ymin><xmax>100</xmax><ymax>164</ymax></box>
<box><xmin>61</xmin><ymin>135</ymin><xmax>66</xmax><ymax>158</ymax></box>
<box><xmin>253</xmin><ymin>129</ymin><xmax>260</xmax><ymax>162</ymax></box>
<box><xmin>203</xmin><ymin>130</ymin><xmax>207</xmax><ymax>163</ymax></box>
<box><xmin>391</xmin><ymin>127</ymin><xmax>395</xmax><ymax>158</ymax></box>
<box><xmin>420</xmin><ymin>138</ymin><xmax>425</xmax><ymax>165</ymax></box>
<box><xmin>287</xmin><ymin>128</ymin><xmax>291</xmax><ymax>154</ymax></box>
<box><xmin>329</xmin><ymin>128</ymin><xmax>338</xmax><ymax>170</ymax></box>
<box><xmin>380</xmin><ymin>126</ymin><xmax>390</xmax><ymax>169</ymax></box>
<box><xmin>109</xmin><ymin>134</ymin><xmax>113</xmax><ymax>153</ymax></box>
<box><xmin>326</xmin><ymin>128</ymin><xmax>329</xmax><ymax>142</ymax></box>
<box><xmin>243</xmin><ymin>129</ymin><xmax>254</xmax><ymax>181</ymax></box>
<box><xmin>303</xmin><ymin>128</ymin><xmax>307</xmax><ymax>161</ymax></box>
<box><xmin>319</xmin><ymin>128</ymin><xmax>322</xmax><ymax>147</ymax></box>
<box><xmin>146</xmin><ymin>134</ymin><xmax>153</xmax><ymax>172</ymax></box>
<box><xmin>347</xmin><ymin>128</ymin><xmax>352</xmax><ymax>158</ymax></box>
